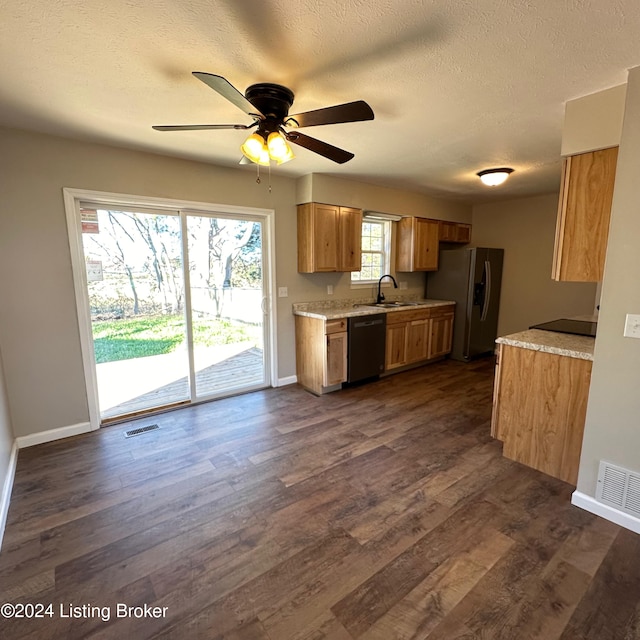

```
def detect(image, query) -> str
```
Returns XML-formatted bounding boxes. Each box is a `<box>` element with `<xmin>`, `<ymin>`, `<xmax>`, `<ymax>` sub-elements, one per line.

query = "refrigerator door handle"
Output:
<box><xmin>480</xmin><ymin>260</ymin><xmax>491</xmax><ymax>321</ymax></box>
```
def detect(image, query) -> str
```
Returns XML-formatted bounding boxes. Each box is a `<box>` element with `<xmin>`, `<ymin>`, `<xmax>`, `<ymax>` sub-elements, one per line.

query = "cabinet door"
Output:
<box><xmin>338</xmin><ymin>207</ymin><xmax>362</xmax><ymax>271</ymax></box>
<box><xmin>454</xmin><ymin>224</ymin><xmax>471</xmax><ymax>243</ymax></box>
<box><xmin>439</xmin><ymin>221</ymin><xmax>471</xmax><ymax>244</ymax></box>
<box><xmin>405</xmin><ymin>319</ymin><xmax>430</xmax><ymax>363</ymax></box>
<box><xmin>396</xmin><ymin>217</ymin><xmax>439</xmax><ymax>272</ymax></box>
<box><xmin>324</xmin><ymin>331</ymin><xmax>347</xmax><ymax>386</ymax></box>
<box><xmin>438</xmin><ymin>221</ymin><xmax>456</xmax><ymax>242</ymax></box>
<box><xmin>385</xmin><ymin>323</ymin><xmax>407</xmax><ymax>370</ymax></box>
<box><xmin>312</xmin><ymin>204</ymin><xmax>340</xmax><ymax>272</ymax></box>
<box><xmin>414</xmin><ymin>218</ymin><xmax>439</xmax><ymax>270</ymax></box>
<box><xmin>428</xmin><ymin>313</ymin><xmax>454</xmax><ymax>358</ymax></box>
<box><xmin>297</xmin><ymin>203</ymin><xmax>339</xmax><ymax>273</ymax></box>
<box><xmin>552</xmin><ymin>146</ymin><xmax>618</xmax><ymax>282</ymax></box>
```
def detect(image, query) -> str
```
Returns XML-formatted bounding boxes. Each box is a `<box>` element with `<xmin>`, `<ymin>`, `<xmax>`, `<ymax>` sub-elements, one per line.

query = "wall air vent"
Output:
<box><xmin>124</xmin><ymin>424</ymin><xmax>160</xmax><ymax>438</ymax></box>
<box><xmin>596</xmin><ymin>460</ymin><xmax>640</xmax><ymax>517</ymax></box>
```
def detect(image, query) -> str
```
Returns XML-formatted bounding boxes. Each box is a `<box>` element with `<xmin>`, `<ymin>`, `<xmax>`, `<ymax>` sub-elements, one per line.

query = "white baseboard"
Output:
<box><xmin>276</xmin><ymin>375</ymin><xmax>297</xmax><ymax>387</ymax></box>
<box><xmin>0</xmin><ymin>440</ymin><xmax>18</xmax><ymax>551</ymax></box>
<box><xmin>16</xmin><ymin>421</ymin><xmax>93</xmax><ymax>449</ymax></box>
<box><xmin>572</xmin><ymin>490</ymin><xmax>640</xmax><ymax>535</ymax></box>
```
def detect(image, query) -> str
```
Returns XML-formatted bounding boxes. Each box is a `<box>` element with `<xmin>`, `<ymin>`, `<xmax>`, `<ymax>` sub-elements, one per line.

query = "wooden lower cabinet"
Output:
<box><xmin>406</xmin><ymin>319</ymin><xmax>430</xmax><ymax>363</ymax></box>
<box><xmin>295</xmin><ymin>316</ymin><xmax>347</xmax><ymax>395</ymax></box>
<box><xmin>491</xmin><ymin>343</ymin><xmax>592</xmax><ymax>485</ymax></box>
<box><xmin>385</xmin><ymin>322</ymin><xmax>408</xmax><ymax>370</ymax></box>
<box><xmin>384</xmin><ymin>305</ymin><xmax>455</xmax><ymax>371</ymax></box>
<box><xmin>324</xmin><ymin>329</ymin><xmax>348</xmax><ymax>387</ymax></box>
<box><xmin>296</xmin><ymin>305</ymin><xmax>455</xmax><ymax>394</ymax></box>
<box><xmin>429</xmin><ymin>309</ymin><xmax>454</xmax><ymax>358</ymax></box>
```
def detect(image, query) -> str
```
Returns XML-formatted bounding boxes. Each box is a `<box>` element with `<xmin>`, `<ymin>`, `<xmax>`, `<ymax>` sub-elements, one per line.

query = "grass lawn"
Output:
<box><xmin>92</xmin><ymin>314</ymin><xmax>257</xmax><ymax>363</ymax></box>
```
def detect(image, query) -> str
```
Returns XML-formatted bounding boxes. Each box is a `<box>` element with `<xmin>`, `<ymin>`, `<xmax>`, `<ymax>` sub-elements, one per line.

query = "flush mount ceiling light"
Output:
<box><xmin>477</xmin><ymin>167</ymin><xmax>514</xmax><ymax>186</ymax></box>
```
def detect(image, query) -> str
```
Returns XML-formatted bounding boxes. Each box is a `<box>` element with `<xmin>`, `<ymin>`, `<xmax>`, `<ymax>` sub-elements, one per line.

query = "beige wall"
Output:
<box><xmin>471</xmin><ymin>194</ymin><xmax>597</xmax><ymax>336</ymax></box>
<box><xmin>578</xmin><ymin>66</ymin><xmax>640</xmax><ymax>493</ymax></box>
<box><xmin>0</xmin><ymin>345</ymin><xmax>14</xmax><ymax>502</ymax></box>
<box><xmin>561</xmin><ymin>84</ymin><xmax>626</xmax><ymax>156</ymax></box>
<box><xmin>0</xmin><ymin>127</ymin><xmax>299</xmax><ymax>437</ymax></box>
<box><xmin>299</xmin><ymin>173</ymin><xmax>472</xmax><ymax>222</ymax></box>
<box><xmin>0</xmin><ymin>126</ymin><xmax>472</xmax><ymax>439</ymax></box>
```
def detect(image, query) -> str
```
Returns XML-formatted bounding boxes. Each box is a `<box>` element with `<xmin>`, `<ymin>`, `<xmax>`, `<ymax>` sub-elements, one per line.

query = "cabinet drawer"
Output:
<box><xmin>325</xmin><ymin>318</ymin><xmax>347</xmax><ymax>334</ymax></box>
<box><xmin>429</xmin><ymin>305</ymin><xmax>455</xmax><ymax>318</ymax></box>
<box><xmin>385</xmin><ymin>308</ymin><xmax>431</xmax><ymax>324</ymax></box>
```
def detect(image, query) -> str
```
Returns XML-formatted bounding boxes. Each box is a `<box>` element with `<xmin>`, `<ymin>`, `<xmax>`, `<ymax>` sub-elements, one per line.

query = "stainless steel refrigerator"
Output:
<box><xmin>426</xmin><ymin>247</ymin><xmax>504</xmax><ymax>361</ymax></box>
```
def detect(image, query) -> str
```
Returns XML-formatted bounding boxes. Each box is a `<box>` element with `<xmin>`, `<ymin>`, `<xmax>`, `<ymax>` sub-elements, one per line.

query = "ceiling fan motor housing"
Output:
<box><xmin>245</xmin><ymin>83</ymin><xmax>295</xmax><ymax>121</ymax></box>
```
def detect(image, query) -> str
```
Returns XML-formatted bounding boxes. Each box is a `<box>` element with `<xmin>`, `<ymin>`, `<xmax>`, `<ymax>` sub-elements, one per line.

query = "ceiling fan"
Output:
<box><xmin>153</xmin><ymin>72</ymin><xmax>375</xmax><ymax>165</ymax></box>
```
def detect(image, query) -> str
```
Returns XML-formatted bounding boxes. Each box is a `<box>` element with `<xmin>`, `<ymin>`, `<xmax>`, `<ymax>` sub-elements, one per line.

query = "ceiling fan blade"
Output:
<box><xmin>152</xmin><ymin>123</ymin><xmax>255</xmax><ymax>131</ymax></box>
<box><xmin>288</xmin><ymin>100</ymin><xmax>374</xmax><ymax>128</ymax></box>
<box><xmin>286</xmin><ymin>131</ymin><xmax>354</xmax><ymax>164</ymax></box>
<box><xmin>192</xmin><ymin>72</ymin><xmax>264</xmax><ymax>118</ymax></box>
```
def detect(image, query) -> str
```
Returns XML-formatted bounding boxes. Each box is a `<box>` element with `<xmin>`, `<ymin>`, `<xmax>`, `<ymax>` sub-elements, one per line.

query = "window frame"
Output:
<box><xmin>351</xmin><ymin>215</ymin><xmax>393</xmax><ymax>286</ymax></box>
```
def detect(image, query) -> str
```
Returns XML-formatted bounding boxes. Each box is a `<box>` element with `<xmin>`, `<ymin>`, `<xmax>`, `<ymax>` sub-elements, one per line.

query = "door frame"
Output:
<box><xmin>63</xmin><ymin>188</ymin><xmax>277</xmax><ymax>430</ymax></box>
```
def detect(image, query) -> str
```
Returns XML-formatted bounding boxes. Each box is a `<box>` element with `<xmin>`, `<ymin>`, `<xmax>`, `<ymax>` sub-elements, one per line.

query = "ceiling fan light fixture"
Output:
<box><xmin>477</xmin><ymin>167</ymin><xmax>514</xmax><ymax>186</ymax></box>
<box><xmin>267</xmin><ymin>132</ymin><xmax>294</xmax><ymax>164</ymax></box>
<box><xmin>240</xmin><ymin>132</ymin><xmax>268</xmax><ymax>164</ymax></box>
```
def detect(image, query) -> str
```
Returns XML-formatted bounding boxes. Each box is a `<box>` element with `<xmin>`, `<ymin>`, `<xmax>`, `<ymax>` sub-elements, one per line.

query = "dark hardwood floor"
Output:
<box><xmin>1</xmin><ymin>358</ymin><xmax>638</xmax><ymax>639</ymax></box>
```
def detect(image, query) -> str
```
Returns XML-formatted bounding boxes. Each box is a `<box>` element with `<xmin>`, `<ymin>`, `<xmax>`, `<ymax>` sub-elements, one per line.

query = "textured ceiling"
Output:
<box><xmin>1</xmin><ymin>0</ymin><xmax>639</xmax><ymax>203</ymax></box>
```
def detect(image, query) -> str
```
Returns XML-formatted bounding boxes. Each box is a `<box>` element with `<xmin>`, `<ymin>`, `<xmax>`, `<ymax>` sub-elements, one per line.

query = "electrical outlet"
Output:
<box><xmin>623</xmin><ymin>313</ymin><xmax>640</xmax><ymax>338</ymax></box>
<box><xmin>399</xmin><ymin>281</ymin><xmax>408</xmax><ymax>290</ymax></box>
<box><xmin>327</xmin><ymin>285</ymin><xmax>334</xmax><ymax>295</ymax></box>
<box><xmin>278</xmin><ymin>287</ymin><xmax>288</xmax><ymax>298</ymax></box>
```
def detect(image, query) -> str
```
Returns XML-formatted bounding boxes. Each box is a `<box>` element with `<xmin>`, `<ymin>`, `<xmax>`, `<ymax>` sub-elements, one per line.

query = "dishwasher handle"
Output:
<box><xmin>352</xmin><ymin>318</ymin><xmax>385</xmax><ymax>329</ymax></box>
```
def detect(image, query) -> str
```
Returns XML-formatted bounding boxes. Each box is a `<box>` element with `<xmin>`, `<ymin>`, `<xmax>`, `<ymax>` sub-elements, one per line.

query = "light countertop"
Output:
<box><xmin>293</xmin><ymin>299</ymin><xmax>455</xmax><ymax>321</ymax></box>
<box><xmin>496</xmin><ymin>329</ymin><xmax>594</xmax><ymax>361</ymax></box>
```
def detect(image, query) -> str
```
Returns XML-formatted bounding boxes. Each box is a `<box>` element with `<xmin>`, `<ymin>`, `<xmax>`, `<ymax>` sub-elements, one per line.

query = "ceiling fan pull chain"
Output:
<box><xmin>256</xmin><ymin>163</ymin><xmax>261</xmax><ymax>184</ymax></box>
<box><xmin>268</xmin><ymin>163</ymin><xmax>272</xmax><ymax>193</ymax></box>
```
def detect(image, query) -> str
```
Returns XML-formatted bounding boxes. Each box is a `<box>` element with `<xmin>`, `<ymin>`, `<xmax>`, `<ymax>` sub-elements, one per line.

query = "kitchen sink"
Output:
<box><xmin>367</xmin><ymin>301</ymin><xmax>421</xmax><ymax>308</ymax></box>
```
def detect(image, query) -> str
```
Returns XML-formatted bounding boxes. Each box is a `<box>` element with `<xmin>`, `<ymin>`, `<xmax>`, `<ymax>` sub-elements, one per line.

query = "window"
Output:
<box><xmin>351</xmin><ymin>217</ymin><xmax>392</xmax><ymax>283</ymax></box>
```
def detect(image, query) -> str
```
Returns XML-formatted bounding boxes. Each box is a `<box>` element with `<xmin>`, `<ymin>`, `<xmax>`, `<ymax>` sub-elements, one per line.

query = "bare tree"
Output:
<box><xmin>188</xmin><ymin>218</ymin><xmax>256</xmax><ymax>317</ymax></box>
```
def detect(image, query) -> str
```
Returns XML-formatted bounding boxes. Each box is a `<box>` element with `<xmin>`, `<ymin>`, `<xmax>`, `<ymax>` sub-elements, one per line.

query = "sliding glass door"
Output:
<box><xmin>186</xmin><ymin>215</ymin><xmax>266</xmax><ymax>400</ymax></box>
<box><xmin>76</xmin><ymin>202</ymin><xmax>269</xmax><ymax>422</ymax></box>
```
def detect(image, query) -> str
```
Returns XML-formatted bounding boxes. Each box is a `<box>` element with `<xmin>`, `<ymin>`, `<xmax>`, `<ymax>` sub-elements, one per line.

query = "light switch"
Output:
<box><xmin>327</xmin><ymin>285</ymin><xmax>334</xmax><ymax>295</ymax></box>
<box><xmin>278</xmin><ymin>287</ymin><xmax>288</xmax><ymax>298</ymax></box>
<box><xmin>623</xmin><ymin>313</ymin><xmax>640</xmax><ymax>338</ymax></box>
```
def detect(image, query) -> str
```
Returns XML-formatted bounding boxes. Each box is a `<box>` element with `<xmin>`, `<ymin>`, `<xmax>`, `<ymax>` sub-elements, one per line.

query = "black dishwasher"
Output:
<box><xmin>347</xmin><ymin>314</ymin><xmax>387</xmax><ymax>383</ymax></box>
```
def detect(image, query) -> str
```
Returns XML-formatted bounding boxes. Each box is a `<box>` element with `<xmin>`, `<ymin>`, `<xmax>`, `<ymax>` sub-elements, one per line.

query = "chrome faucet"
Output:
<box><xmin>377</xmin><ymin>274</ymin><xmax>398</xmax><ymax>304</ymax></box>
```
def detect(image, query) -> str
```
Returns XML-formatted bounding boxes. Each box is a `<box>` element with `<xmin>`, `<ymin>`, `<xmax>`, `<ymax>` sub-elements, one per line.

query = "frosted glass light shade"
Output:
<box><xmin>477</xmin><ymin>167</ymin><xmax>514</xmax><ymax>186</ymax></box>
<box><xmin>241</xmin><ymin>133</ymin><xmax>270</xmax><ymax>166</ymax></box>
<box><xmin>267</xmin><ymin>132</ymin><xmax>294</xmax><ymax>164</ymax></box>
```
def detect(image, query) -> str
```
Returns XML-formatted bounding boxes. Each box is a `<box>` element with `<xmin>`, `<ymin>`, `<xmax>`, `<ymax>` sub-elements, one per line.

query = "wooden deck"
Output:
<box><xmin>101</xmin><ymin>347</ymin><xmax>264</xmax><ymax>420</ymax></box>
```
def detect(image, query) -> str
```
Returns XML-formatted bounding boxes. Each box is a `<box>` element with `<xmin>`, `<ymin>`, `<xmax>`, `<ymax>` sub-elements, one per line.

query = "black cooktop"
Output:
<box><xmin>530</xmin><ymin>319</ymin><xmax>597</xmax><ymax>337</ymax></box>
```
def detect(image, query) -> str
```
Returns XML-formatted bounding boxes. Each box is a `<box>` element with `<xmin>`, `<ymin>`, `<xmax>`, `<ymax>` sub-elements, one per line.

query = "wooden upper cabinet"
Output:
<box><xmin>297</xmin><ymin>203</ymin><xmax>362</xmax><ymax>273</ymax></box>
<box><xmin>396</xmin><ymin>216</ymin><xmax>439</xmax><ymax>272</ymax></box>
<box><xmin>439</xmin><ymin>221</ymin><xmax>471</xmax><ymax>244</ymax></box>
<box><xmin>552</xmin><ymin>146</ymin><xmax>618</xmax><ymax>282</ymax></box>
<box><xmin>337</xmin><ymin>206</ymin><xmax>363</xmax><ymax>272</ymax></box>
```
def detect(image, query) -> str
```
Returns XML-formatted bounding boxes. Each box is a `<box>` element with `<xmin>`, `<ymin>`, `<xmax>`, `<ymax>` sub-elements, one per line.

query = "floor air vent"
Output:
<box><xmin>596</xmin><ymin>461</ymin><xmax>640</xmax><ymax>517</ymax></box>
<box><xmin>124</xmin><ymin>424</ymin><xmax>160</xmax><ymax>438</ymax></box>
